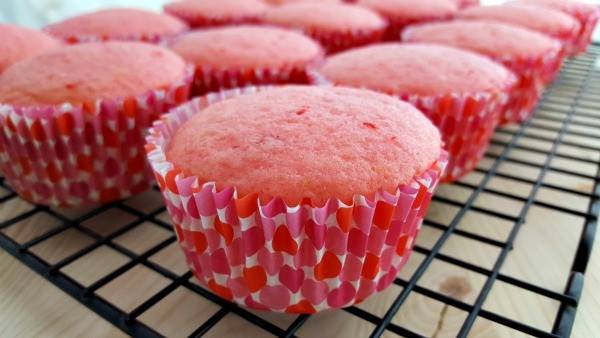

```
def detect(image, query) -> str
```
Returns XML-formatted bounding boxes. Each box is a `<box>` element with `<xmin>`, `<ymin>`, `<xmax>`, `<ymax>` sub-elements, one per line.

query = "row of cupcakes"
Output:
<box><xmin>0</xmin><ymin>0</ymin><xmax>598</xmax><ymax>313</ymax></box>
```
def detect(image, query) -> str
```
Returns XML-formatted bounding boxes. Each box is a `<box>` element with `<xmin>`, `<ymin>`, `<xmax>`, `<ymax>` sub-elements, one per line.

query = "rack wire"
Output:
<box><xmin>1</xmin><ymin>45</ymin><xmax>599</xmax><ymax>338</ymax></box>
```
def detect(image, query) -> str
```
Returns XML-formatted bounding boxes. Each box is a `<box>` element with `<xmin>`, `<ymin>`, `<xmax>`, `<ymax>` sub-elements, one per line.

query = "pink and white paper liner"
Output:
<box><xmin>163</xmin><ymin>6</ymin><xmax>265</xmax><ymax>28</ymax></box>
<box><xmin>42</xmin><ymin>26</ymin><xmax>190</xmax><ymax>45</ymax></box>
<box><xmin>276</xmin><ymin>24</ymin><xmax>388</xmax><ymax>54</ymax></box>
<box><xmin>146</xmin><ymin>87</ymin><xmax>448</xmax><ymax>313</ymax></box>
<box><xmin>190</xmin><ymin>55</ymin><xmax>324</xmax><ymax>96</ymax></box>
<box><xmin>0</xmin><ymin>67</ymin><xmax>194</xmax><ymax>207</ymax></box>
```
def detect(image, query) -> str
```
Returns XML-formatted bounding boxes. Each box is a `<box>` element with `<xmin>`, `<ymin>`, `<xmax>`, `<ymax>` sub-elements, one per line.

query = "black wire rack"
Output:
<box><xmin>1</xmin><ymin>45</ymin><xmax>599</xmax><ymax>338</ymax></box>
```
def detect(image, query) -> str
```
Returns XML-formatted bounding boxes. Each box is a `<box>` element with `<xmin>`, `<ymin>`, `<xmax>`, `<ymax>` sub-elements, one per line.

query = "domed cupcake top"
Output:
<box><xmin>0</xmin><ymin>24</ymin><xmax>60</xmax><ymax>73</ymax></box>
<box><xmin>44</xmin><ymin>8</ymin><xmax>188</xmax><ymax>40</ymax></box>
<box><xmin>0</xmin><ymin>42</ymin><xmax>186</xmax><ymax>107</ymax></box>
<box><xmin>164</xmin><ymin>0</ymin><xmax>269</xmax><ymax>19</ymax></box>
<box><xmin>170</xmin><ymin>26</ymin><xmax>321</xmax><ymax>69</ymax></box>
<box><xmin>357</xmin><ymin>0</ymin><xmax>457</xmax><ymax>19</ymax></box>
<box><xmin>459</xmin><ymin>4</ymin><xmax>580</xmax><ymax>37</ymax></box>
<box><xmin>265</xmin><ymin>3</ymin><xmax>386</xmax><ymax>31</ymax></box>
<box><xmin>319</xmin><ymin>43</ymin><xmax>513</xmax><ymax>96</ymax></box>
<box><xmin>403</xmin><ymin>21</ymin><xmax>561</xmax><ymax>59</ymax></box>
<box><xmin>167</xmin><ymin>86</ymin><xmax>441</xmax><ymax>206</ymax></box>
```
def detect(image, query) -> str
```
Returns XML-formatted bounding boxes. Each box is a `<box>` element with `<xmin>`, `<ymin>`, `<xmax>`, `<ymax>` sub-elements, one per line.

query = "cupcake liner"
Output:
<box><xmin>0</xmin><ymin>66</ymin><xmax>194</xmax><ymax>207</ymax></box>
<box><xmin>163</xmin><ymin>6</ymin><xmax>265</xmax><ymax>28</ymax></box>
<box><xmin>496</xmin><ymin>47</ymin><xmax>565</xmax><ymax>125</ymax></box>
<box><xmin>189</xmin><ymin>53</ymin><xmax>325</xmax><ymax>96</ymax></box>
<box><xmin>145</xmin><ymin>87</ymin><xmax>448</xmax><ymax>313</ymax></box>
<box><xmin>311</xmin><ymin>72</ymin><xmax>514</xmax><ymax>182</ymax></box>
<box><xmin>382</xmin><ymin>14</ymin><xmax>455</xmax><ymax>41</ymax></box>
<box><xmin>42</xmin><ymin>26</ymin><xmax>190</xmax><ymax>45</ymax></box>
<box><xmin>288</xmin><ymin>24</ymin><xmax>388</xmax><ymax>54</ymax></box>
<box><xmin>564</xmin><ymin>6</ymin><xmax>600</xmax><ymax>55</ymax></box>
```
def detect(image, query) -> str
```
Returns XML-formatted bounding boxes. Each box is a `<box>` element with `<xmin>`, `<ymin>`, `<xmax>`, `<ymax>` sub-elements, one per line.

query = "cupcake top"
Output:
<box><xmin>44</xmin><ymin>8</ymin><xmax>188</xmax><ymax>41</ymax></box>
<box><xmin>170</xmin><ymin>26</ymin><xmax>321</xmax><ymax>69</ymax></box>
<box><xmin>164</xmin><ymin>0</ymin><xmax>269</xmax><ymax>19</ymax></box>
<box><xmin>167</xmin><ymin>86</ymin><xmax>441</xmax><ymax>205</ymax></box>
<box><xmin>265</xmin><ymin>3</ymin><xmax>386</xmax><ymax>32</ymax></box>
<box><xmin>0</xmin><ymin>24</ymin><xmax>60</xmax><ymax>74</ymax></box>
<box><xmin>357</xmin><ymin>0</ymin><xmax>457</xmax><ymax>20</ymax></box>
<box><xmin>264</xmin><ymin>0</ymin><xmax>340</xmax><ymax>5</ymax></box>
<box><xmin>318</xmin><ymin>43</ymin><xmax>513</xmax><ymax>97</ymax></box>
<box><xmin>459</xmin><ymin>5</ymin><xmax>581</xmax><ymax>37</ymax></box>
<box><xmin>403</xmin><ymin>21</ymin><xmax>561</xmax><ymax>59</ymax></box>
<box><xmin>0</xmin><ymin>42</ymin><xmax>186</xmax><ymax>107</ymax></box>
<box><xmin>509</xmin><ymin>0</ymin><xmax>600</xmax><ymax>16</ymax></box>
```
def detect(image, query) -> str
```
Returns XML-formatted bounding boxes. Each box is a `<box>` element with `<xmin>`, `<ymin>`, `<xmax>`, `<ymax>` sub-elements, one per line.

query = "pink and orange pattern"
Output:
<box><xmin>146</xmin><ymin>87</ymin><xmax>448</xmax><ymax>313</ymax></box>
<box><xmin>0</xmin><ymin>67</ymin><xmax>193</xmax><ymax>207</ymax></box>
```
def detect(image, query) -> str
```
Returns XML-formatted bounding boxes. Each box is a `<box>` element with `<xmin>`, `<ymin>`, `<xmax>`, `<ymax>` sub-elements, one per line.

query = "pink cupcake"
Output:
<box><xmin>0</xmin><ymin>24</ymin><xmax>60</xmax><ymax>74</ymax></box>
<box><xmin>455</xmin><ymin>0</ymin><xmax>479</xmax><ymax>9</ymax></box>
<box><xmin>264</xmin><ymin>3</ymin><xmax>387</xmax><ymax>54</ymax></box>
<box><xmin>169</xmin><ymin>26</ymin><xmax>323</xmax><ymax>95</ymax></box>
<box><xmin>509</xmin><ymin>0</ymin><xmax>600</xmax><ymax>55</ymax></box>
<box><xmin>164</xmin><ymin>0</ymin><xmax>269</xmax><ymax>28</ymax></box>
<box><xmin>459</xmin><ymin>5</ymin><xmax>581</xmax><ymax>56</ymax></box>
<box><xmin>317</xmin><ymin>43</ymin><xmax>516</xmax><ymax>182</ymax></box>
<box><xmin>0</xmin><ymin>42</ymin><xmax>192</xmax><ymax>207</ymax></box>
<box><xmin>146</xmin><ymin>85</ymin><xmax>446</xmax><ymax>313</ymax></box>
<box><xmin>357</xmin><ymin>0</ymin><xmax>457</xmax><ymax>40</ymax></box>
<box><xmin>403</xmin><ymin>21</ymin><xmax>563</xmax><ymax>125</ymax></box>
<box><xmin>43</xmin><ymin>8</ymin><xmax>188</xmax><ymax>44</ymax></box>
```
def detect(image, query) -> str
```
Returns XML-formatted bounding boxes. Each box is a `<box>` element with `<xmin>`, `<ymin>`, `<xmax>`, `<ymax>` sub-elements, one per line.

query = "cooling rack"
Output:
<box><xmin>1</xmin><ymin>45</ymin><xmax>599</xmax><ymax>338</ymax></box>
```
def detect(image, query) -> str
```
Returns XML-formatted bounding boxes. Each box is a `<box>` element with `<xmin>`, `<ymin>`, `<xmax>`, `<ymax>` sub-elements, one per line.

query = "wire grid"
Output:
<box><xmin>1</xmin><ymin>46</ymin><xmax>599</xmax><ymax>338</ymax></box>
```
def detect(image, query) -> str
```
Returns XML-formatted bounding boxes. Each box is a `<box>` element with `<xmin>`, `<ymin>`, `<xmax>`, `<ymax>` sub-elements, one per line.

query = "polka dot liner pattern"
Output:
<box><xmin>189</xmin><ymin>54</ymin><xmax>324</xmax><ymax>96</ymax></box>
<box><xmin>42</xmin><ymin>26</ymin><xmax>190</xmax><ymax>45</ymax></box>
<box><xmin>146</xmin><ymin>87</ymin><xmax>448</xmax><ymax>313</ymax></box>
<box><xmin>0</xmin><ymin>66</ymin><xmax>194</xmax><ymax>207</ymax></box>
<box><xmin>275</xmin><ymin>24</ymin><xmax>388</xmax><ymax>55</ymax></box>
<box><xmin>163</xmin><ymin>6</ymin><xmax>265</xmax><ymax>29</ymax></box>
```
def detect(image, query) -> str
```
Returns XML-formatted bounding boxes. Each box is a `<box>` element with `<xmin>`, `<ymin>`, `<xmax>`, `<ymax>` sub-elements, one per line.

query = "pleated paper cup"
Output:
<box><xmin>42</xmin><ymin>26</ymin><xmax>189</xmax><ymax>45</ymax></box>
<box><xmin>146</xmin><ymin>87</ymin><xmax>448</xmax><ymax>313</ymax></box>
<box><xmin>280</xmin><ymin>24</ymin><xmax>387</xmax><ymax>54</ymax></box>
<box><xmin>496</xmin><ymin>47</ymin><xmax>565</xmax><ymax>125</ymax></box>
<box><xmin>191</xmin><ymin>59</ymin><xmax>324</xmax><ymax>96</ymax></box>
<box><xmin>164</xmin><ymin>6</ymin><xmax>265</xmax><ymax>28</ymax></box>
<box><xmin>0</xmin><ymin>67</ymin><xmax>193</xmax><ymax>207</ymax></box>
<box><xmin>564</xmin><ymin>6</ymin><xmax>600</xmax><ymax>55</ymax></box>
<box><xmin>383</xmin><ymin>14</ymin><xmax>455</xmax><ymax>41</ymax></box>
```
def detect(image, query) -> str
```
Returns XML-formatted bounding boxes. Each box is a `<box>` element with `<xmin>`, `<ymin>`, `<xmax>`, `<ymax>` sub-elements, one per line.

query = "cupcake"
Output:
<box><xmin>169</xmin><ymin>26</ymin><xmax>323</xmax><ymax>95</ymax></box>
<box><xmin>357</xmin><ymin>0</ymin><xmax>457</xmax><ymax>40</ymax></box>
<box><xmin>0</xmin><ymin>24</ymin><xmax>61</xmax><ymax>74</ymax></box>
<box><xmin>164</xmin><ymin>0</ymin><xmax>270</xmax><ymax>28</ymax></box>
<box><xmin>264</xmin><ymin>3</ymin><xmax>387</xmax><ymax>54</ymax></box>
<box><xmin>43</xmin><ymin>8</ymin><xmax>188</xmax><ymax>44</ymax></box>
<box><xmin>317</xmin><ymin>43</ymin><xmax>515</xmax><ymax>182</ymax></box>
<box><xmin>459</xmin><ymin>5</ymin><xmax>581</xmax><ymax>56</ymax></box>
<box><xmin>508</xmin><ymin>0</ymin><xmax>600</xmax><ymax>55</ymax></box>
<box><xmin>0</xmin><ymin>42</ymin><xmax>192</xmax><ymax>207</ymax></box>
<box><xmin>146</xmin><ymin>85</ymin><xmax>447</xmax><ymax>312</ymax></box>
<box><xmin>455</xmin><ymin>0</ymin><xmax>478</xmax><ymax>9</ymax></box>
<box><xmin>403</xmin><ymin>21</ymin><xmax>563</xmax><ymax>125</ymax></box>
